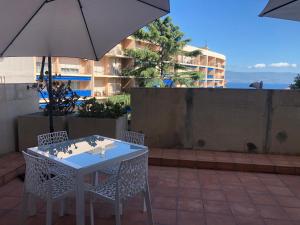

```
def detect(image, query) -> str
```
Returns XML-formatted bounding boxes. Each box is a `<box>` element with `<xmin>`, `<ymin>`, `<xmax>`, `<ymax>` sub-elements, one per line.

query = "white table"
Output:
<box><xmin>27</xmin><ymin>135</ymin><xmax>148</xmax><ymax>225</ymax></box>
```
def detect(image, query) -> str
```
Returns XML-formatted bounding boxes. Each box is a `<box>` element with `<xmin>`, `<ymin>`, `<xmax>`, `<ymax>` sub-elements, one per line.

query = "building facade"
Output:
<box><xmin>0</xmin><ymin>37</ymin><xmax>226</xmax><ymax>101</ymax></box>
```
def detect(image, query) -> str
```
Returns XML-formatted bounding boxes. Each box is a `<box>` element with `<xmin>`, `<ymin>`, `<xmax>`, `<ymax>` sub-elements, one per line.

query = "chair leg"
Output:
<box><xmin>89</xmin><ymin>199</ymin><xmax>95</xmax><ymax>225</ymax></box>
<box><xmin>93</xmin><ymin>172</ymin><xmax>99</xmax><ymax>186</ymax></box>
<box><xmin>144</xmin><ymin>183</ymin><xmax>154</xmax><ymax>225</ymax></box>
<box><xmin>141</xmin><ymin>193</ymin><xmax>146</xmax><ymax>212</ymax></box>
<box><xmin>46</xmin><ymin>200</ymin><xmax>53</xmax><ymax>225</ymax></box>
<box><xmin>114</xmin><ymin>199</ymin><xmax>121</xmax><ymax>225</ymax></box>
<box><xmin>59</xmin><ymin>199</ymin><xmax>65</xmax><ymax>217</ymax></box>
<box><xmin>28</xmin><ymin>194</ymin><xmax>37</xmax><ymax>216</ymax></box>
<box><xmin>20</xmin><ymin>192</ymin><xmax>29</xmax><ymax>225</ymax></box>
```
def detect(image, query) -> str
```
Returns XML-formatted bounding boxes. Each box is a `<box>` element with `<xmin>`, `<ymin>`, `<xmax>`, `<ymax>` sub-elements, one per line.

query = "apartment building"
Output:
<box><xmin>178</xmin><ymin>45</ymin><xmax>226</xmax><ymax>88</ymax></box>
<box><xmin>0</xmin><ymin>37</ymin><xmax>226</xmax><ymax>102</ymax></box>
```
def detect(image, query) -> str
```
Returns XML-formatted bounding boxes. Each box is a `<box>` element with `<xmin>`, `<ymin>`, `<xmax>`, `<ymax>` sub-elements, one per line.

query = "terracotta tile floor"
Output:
<box><xmin>2</xmin><ymin>166</ymin><xmax>300</xmax><ymax>225</ymax></box>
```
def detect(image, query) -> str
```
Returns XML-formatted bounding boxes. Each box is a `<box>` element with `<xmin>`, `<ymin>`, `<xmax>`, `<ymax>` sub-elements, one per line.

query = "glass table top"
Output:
<box><xmin>28</xmin><ymin>135</ymin><xmax>147</xmax><ymax>169</ymax></box>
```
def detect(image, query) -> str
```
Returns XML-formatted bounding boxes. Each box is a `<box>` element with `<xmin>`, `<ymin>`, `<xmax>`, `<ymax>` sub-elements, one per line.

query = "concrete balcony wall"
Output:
<box><xmin>130</xmin><ymin>88</ymin><xmax>300</xmax><ymax>155</ymax></box>
<box><xmin>0</xmin><ymin>83</ymin><xmax>39</xmax><ymax>155</ymax></box>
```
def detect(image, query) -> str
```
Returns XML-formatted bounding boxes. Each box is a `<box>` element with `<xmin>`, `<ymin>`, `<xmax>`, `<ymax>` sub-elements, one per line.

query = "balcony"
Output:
<box><xmin>107</xmin><ymin>45</ymin><xmax>124</xmax><ymax>56</ymax></box>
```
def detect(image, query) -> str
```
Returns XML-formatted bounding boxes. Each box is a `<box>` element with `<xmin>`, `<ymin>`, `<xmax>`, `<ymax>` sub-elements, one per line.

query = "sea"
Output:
<box><xmin>226</xmin><ymin>82</ymin><xmax>290</xmax><ymax>90</ymax></box>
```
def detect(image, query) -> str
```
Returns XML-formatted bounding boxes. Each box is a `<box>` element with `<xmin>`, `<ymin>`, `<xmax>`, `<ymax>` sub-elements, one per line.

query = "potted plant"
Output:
<box><xmin>18</xmin><ymin>75</ymin><xmax>80</xmax><ymax>151</ymax></box>
<box><xmin>67</xmin><ymin>98</ymin><xmax>128</xmax><ymax>139</ymax></box>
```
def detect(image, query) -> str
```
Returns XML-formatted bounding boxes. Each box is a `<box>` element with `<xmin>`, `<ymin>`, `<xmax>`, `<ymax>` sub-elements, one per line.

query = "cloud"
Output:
<box><xmin>248</xmin><ymin>62</ymin><xmax>297</xmax><ymax>69</ymax></box>
<box><xmin>253</xmin><ymin>64</ymin><xmax>266</xmax><ymax>68</ymax></box>
<box><xmin>269</xmin><ymin>62</ymin><xmax>297</xmax><ymax>68</ymax></box>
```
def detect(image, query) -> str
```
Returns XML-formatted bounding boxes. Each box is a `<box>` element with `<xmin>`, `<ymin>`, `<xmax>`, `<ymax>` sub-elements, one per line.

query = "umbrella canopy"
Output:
<box><xmin>260</xmin><ymin>0</ymin><xmax>300</xmax><ymax>21</ymax></box>
<box><xmin>0</xmin><ymin>0</ymin><xmax>170</xmax><ymax>60</ymax></box>
<box><xmin>0</xmin><ymin>0</ymin><xmax>169</xmax><ymax>133</ymax></box>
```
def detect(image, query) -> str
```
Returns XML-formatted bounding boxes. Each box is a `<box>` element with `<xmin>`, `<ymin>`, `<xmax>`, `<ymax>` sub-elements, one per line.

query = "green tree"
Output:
<box><xmin>124</xmin><ymin>16</ymin><xmax>203</xmax><ymax>87</ymax></box>
<box><xmin>290</xmin><ymin>74</ymin><xmax>300</xmax><ymax>90</ymax></box>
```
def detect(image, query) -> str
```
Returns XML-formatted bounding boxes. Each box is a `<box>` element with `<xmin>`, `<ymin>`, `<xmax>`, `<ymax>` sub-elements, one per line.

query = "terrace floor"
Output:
<box><xmin>2</xmin><ymin>166</ymin><xmax>300</xmax><ymax>225</ymax></box>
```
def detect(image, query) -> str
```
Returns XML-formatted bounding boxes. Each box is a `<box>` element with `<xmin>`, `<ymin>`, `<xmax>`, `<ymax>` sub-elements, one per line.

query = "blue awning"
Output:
<box><xmin>36</xmin><ymin>75</ymin><xmax>91</xmax><ymax>81</ymax></box>
<box><xmin>163</xmin><ymin>79</ymin><xmax>174</xmax><ymax>87</ymax></box>
<box><xmin>39</xmin><ymin>89</ymin><xmax>92</xmax><ymax>98</ymax></box>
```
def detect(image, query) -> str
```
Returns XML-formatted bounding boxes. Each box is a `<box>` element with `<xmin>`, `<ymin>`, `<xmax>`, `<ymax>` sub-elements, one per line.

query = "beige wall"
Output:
<box><xmin>0</xmin><ymin>57</ymin><xmax>35</xmax><ymax>83</ymax></box>
<box><xmin>0</xmin><ymin>83</ymin><xmax>39</xmax><ymax>155</ymax></box>
<box><xmin>131</xmin><ymin>88</ymin><xmax>300</xmax><ymax>155</ymax></box>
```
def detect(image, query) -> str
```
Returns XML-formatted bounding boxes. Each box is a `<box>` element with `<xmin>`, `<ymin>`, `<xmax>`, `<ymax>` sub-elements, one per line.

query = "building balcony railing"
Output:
<box><xmin>35</xmin><ymin>75</ymin><xmax>91</xmax><ymax>81</ymax></box>
<box><xmin>39</xmin><ymin>89</ymin><xmax>92</xmax><ymax>99</ymax></box>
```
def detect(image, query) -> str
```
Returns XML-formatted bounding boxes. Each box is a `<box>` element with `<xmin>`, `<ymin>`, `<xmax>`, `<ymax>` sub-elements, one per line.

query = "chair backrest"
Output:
<box><xmin>116</xmin><ymin>151</ymin><xmax>148</xmax><ymax>200</ymax></box>
<box><xmin>22</xmin><ymin>151</ymin><xmax>51</xmax><ymax>198</ymax></box>
<box><xmin>37</xmin><ymin>131</ymin><xmax>68</xmax><ymax>146</ymax></box>
<box><xmin>119</xmin><ymin>130</ymin><xmax>144</xmax><ymax>145</ymax></box>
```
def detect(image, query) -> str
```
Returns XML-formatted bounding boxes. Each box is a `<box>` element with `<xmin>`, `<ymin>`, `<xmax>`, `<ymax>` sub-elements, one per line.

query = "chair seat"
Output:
<box><xmin>87</xmin><ymin>176</ymin><xmax>118</xmax><ymax>201</ymax></box>
<box><xmin>99</xmin><ymin>164</ymin><xmax>119</xmax><ymax>175</ymax></box>
<box><xmin>41</xmin><ymin>175</ymin><xmax>75</xmax><ymax>199</ymax></box>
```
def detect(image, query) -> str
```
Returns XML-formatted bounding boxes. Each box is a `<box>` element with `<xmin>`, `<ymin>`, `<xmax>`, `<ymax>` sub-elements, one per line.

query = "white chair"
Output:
<box><xmin>37</xmin><ymin>131</ymin><xmax>71</xmax><ymax>175</ymax></box>
<box><xmin>87</xmin><ymin>152</ymin><xmax>153</xmax><ymax>225</ymax></box>
<box><xmin>21</xmin><ymin>151</ymin><xmax>75</xmax><ymax>225</ymax></box>
<box><xmin>119</xmin><ymin>130</ymin><xmax>145</xmax><ymax>145</ymax></box>
<box><xmin>37</xmin><ymin>131</ymin><xmax>68</xmax><ymax>146</ymax></box>
<box><xmin>98</xmin><ymin>131</ymin><xmax>145</xmax><ymax>176</ymax></box>
<box><xmin>36</xmin><ymin>131</ymin><xmax>75</xmax><ymax>217</ymax></box>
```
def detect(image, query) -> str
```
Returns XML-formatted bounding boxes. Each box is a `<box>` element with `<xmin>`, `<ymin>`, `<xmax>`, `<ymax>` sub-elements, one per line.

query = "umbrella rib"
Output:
<box><xmin>261</xmin><ymin>0</ymin><xmax>299</xmax><ymax>16</ymax></box>
<box><xmin>77</xmin><ymin>0</ymin><xmax>98</xmax><ymax>61</ymax></box>
<box><xmin>136</xmin><ymin>0</ymin><xmax>170</xmax><ymax>13</ymax></box>
<box><xmin>0</xmin><ymin>0</ymin><xmax>48</xmax><ymax>57</ymax></box>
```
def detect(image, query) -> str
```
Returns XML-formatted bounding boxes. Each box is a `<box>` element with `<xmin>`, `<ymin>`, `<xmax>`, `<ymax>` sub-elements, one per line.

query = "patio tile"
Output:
<box><xmin>0</xmin><ymin>196</ymin><xmax>21</xmax><ymax>210</ymax></box>
<box><xmin>257</xmin><ymin>205</ymin><xmax>288</xmax><ymax>219</ymax></box>
<box><xmin>0</xmin><ymin>210</ymin><xmax>23</xmax><ymax>225</ymax></box>
<box><xmin>162</xmin><ymin>149</ymin><xmax>179</xmax><ymax>160</ymax></box>
<box><xmin>122</xmin><ymin>208</ymin><xmax>149</xmax><ymax>223</ymax></box>
<box><xmin>152</xmin><ymin>208</ymin><xmax>177</xmax><ymax>225</ymax></box>
<box><xmin>284</xmin><ymin>207</ymin><xmax>300</xmax><ymax>221</ymax></box>
<box><xmin>276</xmin><ymin>196</ymin><xmax>300</xmax><ymax>208</ymax></box>
<box><xmin>234</xmin><ymin>216</ymin><xmax>265</xmax><ymax>225</ymax></box>
<box><xmin>178</xmin><ymin>178</ymin><xmax>200</xmax><ymax>188</ymax></box>
<box><xmin>260</xmin><ymin>177</ymin><xmax>286</xmax><ymax>187</ymax></box>
<box><xmin>5</xmin><ymin>165</ymin><xmax>300</xmax><ymax>225</ymax></box>
<box><xmin>205</xmin><ymin>213</ymin><xmax>236</xmax><ymax>225</ymax></box>
<box><xmin>203</xmin><ymin>200</ymin><xmax>232</xmax><ymax>215</ymax></box>
<box><xmin>249</xmin><ymin>193</ymin><xmax>278</xmax><ymax>206</ymax></box>
<box><xmin>177</xmin><ymin>197</ymin><xmax>203</xmax><ymax>212</ymax></box>
<box><xmin>152</xmin><ymin>196</ymin><xmax>177</xmax><ymax>210</ymax></box>
<box><xmin>149</xmin><ymin>149</ymin><xmax>162</xmax><ymax>158</ymax></box>
<box><xmin>151</xmin><ymin>186</ymin><xmax>178</xmax><ymax>197</ymax></box>
<box><xmin>157</xmin><ymin>177</ymin><xmax>178</xmax><ymax>188</ymax></box>
<box><xmin>202</xmin><ymin>189</ymin><xmax>226</xmax><ymax>201</ymax></box>
<box><xmin>224</xmin><ymin>190</ymin><xmax>251</xmax><ymax>203</ymax></box>
<box><xmin>177</xmin><ymin>188</ymin><xmax>201</xmax><ymax>198</ymax></box>
<box><xmin>264</xmin><ymin>219</ymin><xmax>295</xmax><ymax>225</ymax></box>
<box><xmin>229</xmin><ymin>202</ymin><xmax>259</xmax><ymax>217</ymax></box>
<box><xmin>245</xmin><ymin>183</ymin><xmax>270</xmax><ymax>194</ymax></box>
<box><xmin>221</xmin><ymin>184</ymin><xmax>245</xmax><ymax>192</ymax></box>
<box><xmin>267</xmin><ymin>186</ymin><xmax>294</xmax><ymax>197</ymax></box>
<box><xmin>177</xmin><ymin>211</ymin><xmax>206</xmax><ymax>225</ymax></box>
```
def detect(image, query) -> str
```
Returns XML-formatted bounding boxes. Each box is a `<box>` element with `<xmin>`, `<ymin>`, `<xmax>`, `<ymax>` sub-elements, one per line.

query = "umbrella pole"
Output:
<box><xmin>48</xmin><ymin>56</ymin><xmax>54</xmax><ymax>133</ymax></box>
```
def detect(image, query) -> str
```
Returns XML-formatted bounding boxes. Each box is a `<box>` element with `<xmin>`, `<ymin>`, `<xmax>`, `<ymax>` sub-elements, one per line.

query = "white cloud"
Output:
<box><xmin>269</xmin><ymin>62</ymin><xmax>297</xmax><ymax>68</ymax></box>
<box><xmin>253</xmin><ymin>64</ymin><xmax>266</xmax><ymax>68</ymax></box>
<box><xmin>248</xmin><ymin>62</ymin><xmax>297</xmax><ymax>69</ymax></box>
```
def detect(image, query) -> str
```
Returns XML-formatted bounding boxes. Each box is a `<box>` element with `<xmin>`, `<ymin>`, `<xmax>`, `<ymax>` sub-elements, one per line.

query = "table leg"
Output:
<box><xmin>76</xmin><ymin>174</ymin><xmax>85</xmax><ymax>225</ymax></box>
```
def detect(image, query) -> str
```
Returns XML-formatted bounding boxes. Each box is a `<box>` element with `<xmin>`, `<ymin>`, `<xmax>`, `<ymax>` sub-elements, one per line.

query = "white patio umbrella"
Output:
<box><xmin>0</xmin><ymin>0</ymin><xmax>170</xmax><ymax>132</ymax></box>
<box><xmin>260</xmin><ymin>0</ymin><xmax>300</xmax><ymax>21</ymax></box>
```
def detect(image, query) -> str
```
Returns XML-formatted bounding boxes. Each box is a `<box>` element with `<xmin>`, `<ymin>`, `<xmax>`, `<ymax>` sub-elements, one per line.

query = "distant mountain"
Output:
<box><xmin>226</xmin><ymin>71</ymin><xmax>297</xmax><ymax>84</ymax></box>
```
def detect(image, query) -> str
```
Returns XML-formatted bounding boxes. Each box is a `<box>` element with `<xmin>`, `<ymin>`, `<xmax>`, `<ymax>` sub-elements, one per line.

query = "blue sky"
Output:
<box><xmin>169</xmin><ymin>0</ymin><xmax>300</xmax><ymax>73</ymax></box>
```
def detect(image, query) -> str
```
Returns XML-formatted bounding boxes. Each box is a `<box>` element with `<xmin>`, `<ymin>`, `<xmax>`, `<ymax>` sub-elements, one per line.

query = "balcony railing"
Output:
<box><xmin>39</xmin><ymin>89</ymin><xmax>92</xmax><ymax>99</ymax></box>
